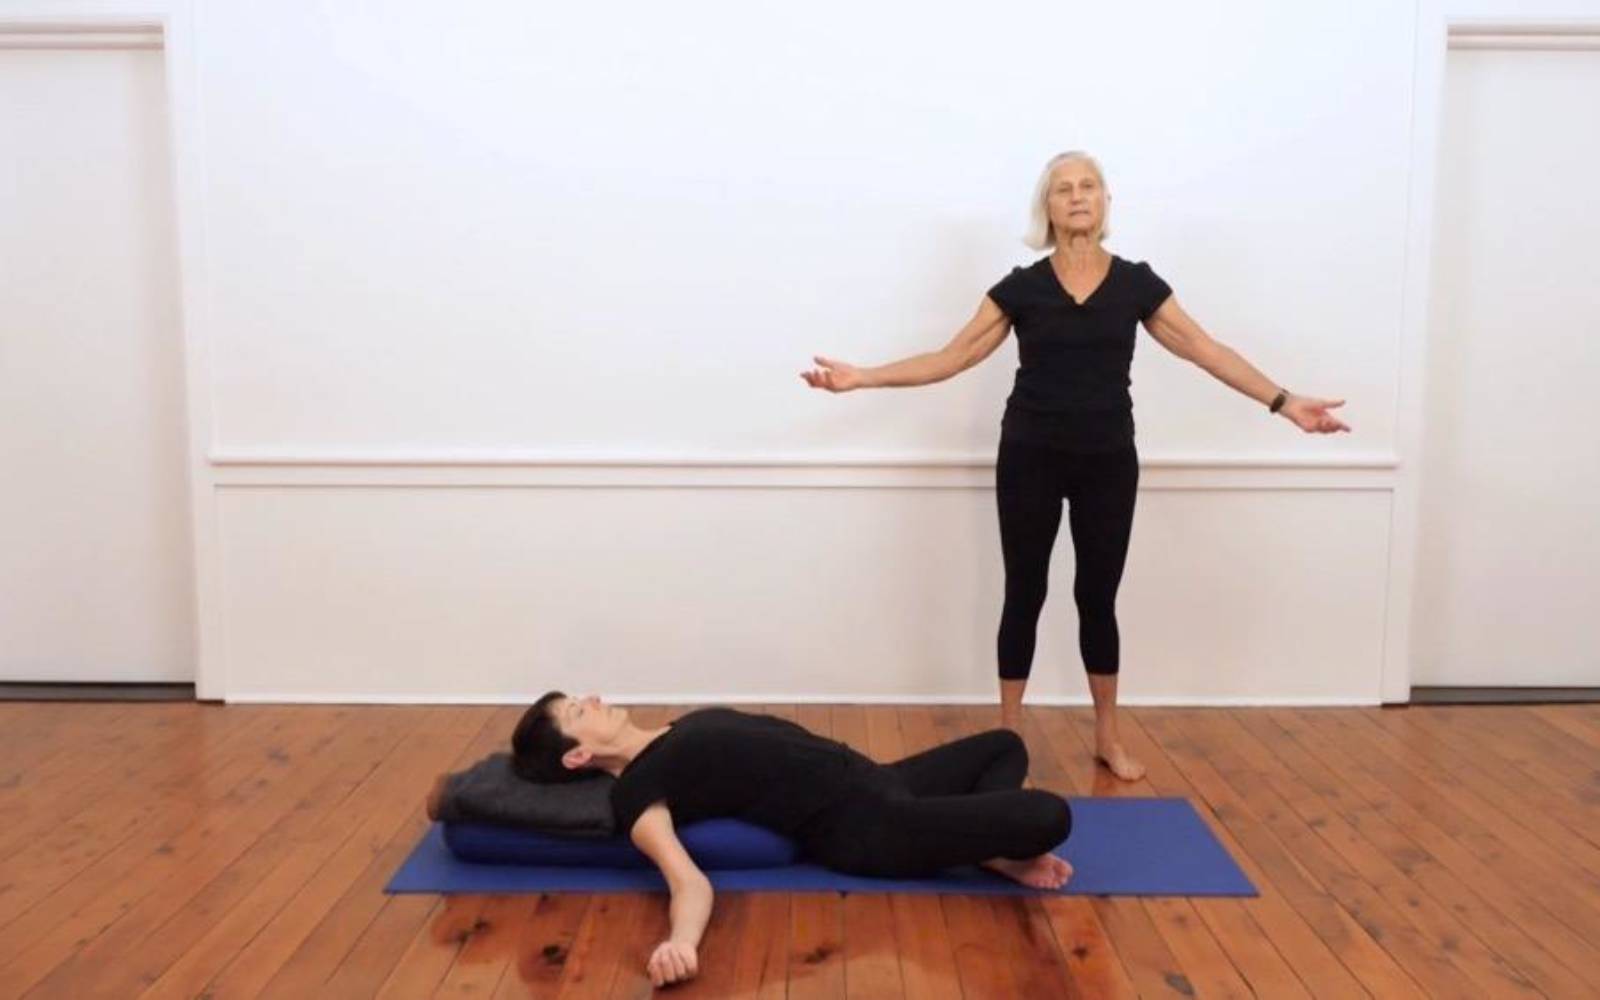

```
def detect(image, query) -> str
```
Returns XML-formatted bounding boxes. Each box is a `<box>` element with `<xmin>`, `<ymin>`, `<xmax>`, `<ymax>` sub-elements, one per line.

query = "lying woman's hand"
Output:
<box><xmin>647</xmin><ymin>939</ymin><xmax>699</xmax><ymax>987</ymax></box>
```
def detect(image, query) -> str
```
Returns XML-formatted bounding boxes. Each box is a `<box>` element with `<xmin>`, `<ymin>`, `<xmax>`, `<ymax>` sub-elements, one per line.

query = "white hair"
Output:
<box><xmin>1023</xmin><ymin>150</ymin><xmax>1110</xmax><ymax>250</ymax></box>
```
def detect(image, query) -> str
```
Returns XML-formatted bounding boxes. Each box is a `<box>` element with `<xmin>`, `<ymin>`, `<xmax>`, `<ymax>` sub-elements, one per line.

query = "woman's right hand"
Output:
<box><xmin>800</xmin><ymin>355</ymin><xmax>868</xmax><ymax>393</ymax></box>
<box><xmin>646</xmin><ymin>939</ymin><xmax>699</xmax><ymax>987</ymax></box>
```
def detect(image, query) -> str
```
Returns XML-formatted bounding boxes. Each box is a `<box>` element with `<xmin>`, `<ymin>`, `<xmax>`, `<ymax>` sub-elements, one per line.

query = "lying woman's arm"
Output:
<box><xmin>631</xmin><ymin>802</ymin><xmax>713</xmax><ymax>987</ymax></box>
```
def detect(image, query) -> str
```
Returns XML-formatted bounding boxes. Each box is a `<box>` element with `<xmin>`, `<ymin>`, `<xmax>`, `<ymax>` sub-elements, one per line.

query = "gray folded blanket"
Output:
<box><xmin>435</xmin><ymin>753</ymin><xmax>616</xmax><ymax>838</ymax></box>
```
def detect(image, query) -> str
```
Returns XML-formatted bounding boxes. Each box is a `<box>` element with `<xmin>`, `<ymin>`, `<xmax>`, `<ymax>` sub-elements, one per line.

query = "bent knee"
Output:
<box><xmin>983</xmin><ymin>727</ymin><xmax>1029</xmax><ymax>766</ymax></box>
<box><xmin>1026</xmin><ymin>791</ymin><xmax>1072</xmax><ymax>843</ymax></box>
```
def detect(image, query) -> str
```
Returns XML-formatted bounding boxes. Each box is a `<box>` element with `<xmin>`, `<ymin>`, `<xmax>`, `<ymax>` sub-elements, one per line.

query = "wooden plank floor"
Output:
<box><xmin>3</xmin><ymin>703</ymin><xmax>1600</xmax><ymax>998</ymax></box>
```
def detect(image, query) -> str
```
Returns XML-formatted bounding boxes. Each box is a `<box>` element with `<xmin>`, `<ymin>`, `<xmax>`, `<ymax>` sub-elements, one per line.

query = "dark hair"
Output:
<box><xmin>511</xmin><ymin>690</ymin><xmax>586</xmax><ymax>783</ymax></box>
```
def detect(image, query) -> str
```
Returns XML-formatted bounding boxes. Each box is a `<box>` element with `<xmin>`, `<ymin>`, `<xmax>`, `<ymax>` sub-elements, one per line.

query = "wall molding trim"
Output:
<box><xmin>209</xmin><ymin>448</ymin><xmax>1400</xmax><ymax>469</ymax></box>
<box><xmin>1449</xmin><ymin>19</ymin><xmax>1600</xmax><ymax>49</ymax></box>
<box><xmin>224</xmin><ymin>692</ymin><xmax>1381</xmax><ymax>708</ymax></box>
<box><xmin>209</xmin><ymin>449</ymin><xmax>1400</xmax><ymax>491</ymax></box>
<box><xmin>0</xmin><ymin>21</ymin><xmax>162</xmax><ymax>49</ymax></box>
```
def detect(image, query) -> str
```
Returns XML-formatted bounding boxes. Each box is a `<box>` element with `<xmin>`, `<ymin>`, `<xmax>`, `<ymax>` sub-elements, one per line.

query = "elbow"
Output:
<box><xmin>681</xmin><ymin>871</ymin><xmax>714</xmax><ymax>911</ymax></box>
<box><xmin>669</xmin><ymin>868</ymin><xmax>713</xmax><ymax>898</ymax></box>
<box><xmin>939</xmin><ymin>346</ymin><xmax>975</xmax><ymax>382</ymax></box>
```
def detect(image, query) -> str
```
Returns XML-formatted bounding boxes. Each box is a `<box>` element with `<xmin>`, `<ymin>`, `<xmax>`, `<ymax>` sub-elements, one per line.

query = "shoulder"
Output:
<box><xmin>679</xmin><ymin>707</ymin><xmax>740</xmax><ymax>728</ymax></box>
<box><xmin>994</xmin><ymin>256</ymin><xmax>1050</xmax><ymax>285</ymax></box>
<box><xmin>1114</xmin><ymin>256</ymin><xmax>1173</xmax><ymax>318</ymax></box>
<box><xmin>1120</xmin><ymin>257</ymin><xmax>1167</xmax><ymax>284</ymax></box>
<box><xmin>1115</xmin><ymin>256</ymin><xmax>1169</xmax><ymax>292</ymax></box>
<box><xmin>987</xmin><ymin>257</ymin><xmax>1049</xmax><ymax>314</ymax></box>
<box><xmin>1021</xmin><ymin>256</ymin><xmax>1054</xmax><ymax>281</ymax></box>
<box><xmin>609</xmin><ymin>770</ymin><xmax>661</xmax><ymax>837</ymax></box>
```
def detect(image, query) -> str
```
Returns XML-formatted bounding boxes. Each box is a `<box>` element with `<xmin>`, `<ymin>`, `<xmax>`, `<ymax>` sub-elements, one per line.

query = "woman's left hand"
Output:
<box><xmin>1280</xmin><ymin>395</ymin><xmax>1350</xmax><ymax>433</ymax></box>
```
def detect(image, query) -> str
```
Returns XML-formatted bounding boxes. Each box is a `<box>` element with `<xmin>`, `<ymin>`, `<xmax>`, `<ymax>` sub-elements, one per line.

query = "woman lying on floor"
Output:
<box><xmin>426</xmin><ymin>693</ymin><xmax>1071</xmax><ymax>988</ymax></box>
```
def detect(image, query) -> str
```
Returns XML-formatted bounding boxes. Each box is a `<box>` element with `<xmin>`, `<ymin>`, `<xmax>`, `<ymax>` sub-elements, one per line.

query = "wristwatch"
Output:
<box><xmin>1269</xmin><ymin>389</ymin><xmax>1288</xmax><ymax>414</ymax></box>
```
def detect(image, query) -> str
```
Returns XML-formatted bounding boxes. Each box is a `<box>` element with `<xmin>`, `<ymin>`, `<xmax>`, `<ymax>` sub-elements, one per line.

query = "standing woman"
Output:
<box><xmin>802</xmin><ymin>151</ymin><xmax>1349</xmax><ymax>780</ymax></box>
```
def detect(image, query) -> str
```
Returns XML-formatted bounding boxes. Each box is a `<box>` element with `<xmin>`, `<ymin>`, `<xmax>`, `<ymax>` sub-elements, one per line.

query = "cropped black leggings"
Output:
<box><xmin>996</xmin><ymin>439</ymin><xmax>1139</xmax><ymax>680</ymax></box>
<box><xmin>801</xmin><ymin>729</ymin><xmax>1071</xmax><ymax>878</ymax></box>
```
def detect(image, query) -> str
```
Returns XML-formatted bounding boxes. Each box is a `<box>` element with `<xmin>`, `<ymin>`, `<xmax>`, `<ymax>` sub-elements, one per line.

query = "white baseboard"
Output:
<box><xmin>224</xmin><ymin>691</ymin><xmax>1381</xmax><ymax>707</ymax></box>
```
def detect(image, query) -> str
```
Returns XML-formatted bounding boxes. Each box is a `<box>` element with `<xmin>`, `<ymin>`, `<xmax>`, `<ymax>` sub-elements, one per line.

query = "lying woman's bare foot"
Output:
<box><xmin>425</xmin><ymin>773</ymin><xmax>451</xmax><ymax>821</ymax></box>
<box><xmin>983</xmin><ymin>853</ymin><xmax>1073</xmax><ymax>890</ymax></box>
<box><xmin>1094</xmin><ymin>741</ymin><xmax>1146</xmax><ymax>782</ymax></box>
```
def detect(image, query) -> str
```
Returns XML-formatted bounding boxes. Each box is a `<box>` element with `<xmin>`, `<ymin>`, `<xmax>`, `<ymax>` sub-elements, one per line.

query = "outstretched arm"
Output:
<box><xmin>1142</xmin><ymin>296</ymin><xmax>1350</xmax><ymax>433</ymax></box>
<box><xmin>630</xmin><ymin>802</ymin><xmax>712</xmax><ymax>987</ymax></box>
<box><xmin>802</xmin><ymin>295</ymin><xmax>1013</xmax><ymax>392</ymax></box>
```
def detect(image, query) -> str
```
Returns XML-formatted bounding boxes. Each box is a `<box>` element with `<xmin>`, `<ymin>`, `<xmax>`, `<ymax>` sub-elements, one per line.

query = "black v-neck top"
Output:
<box><xmin>986</xmin><ymin>255</ymin><xmax>1172</xmax><ymax>453</ymax></box>
<box><xmin>609</xmin><ymin>708</ymin><xmax>870</xmax><ymax>836</ymax></box>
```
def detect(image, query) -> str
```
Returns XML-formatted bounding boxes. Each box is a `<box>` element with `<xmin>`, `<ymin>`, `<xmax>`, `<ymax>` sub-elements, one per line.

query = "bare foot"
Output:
<box><xmin>999</xmin><ymin>708</ymin><xmax>1022</xmax><ymax>733</ymax></box>
<box><xmin>1095</xmin><ymin>742</ymin><xmax>1146</xmax><ymax>782</ymax></box>
<box><xmin>984</xmin><ymin>853</ymin><xmax>1074</xmax><ymax>890</ymax></box>
<box><xmin>425</xmin><ymin>772</ymin><xmax>450</xmax><ymax>820</ymax></box>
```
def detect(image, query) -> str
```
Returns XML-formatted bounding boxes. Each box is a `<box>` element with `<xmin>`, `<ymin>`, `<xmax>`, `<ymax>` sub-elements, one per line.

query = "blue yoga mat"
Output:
<box><xmin>386</xmin><ymin>797</ymin><xmax>1255</xmax><ymax>897</ymax></box>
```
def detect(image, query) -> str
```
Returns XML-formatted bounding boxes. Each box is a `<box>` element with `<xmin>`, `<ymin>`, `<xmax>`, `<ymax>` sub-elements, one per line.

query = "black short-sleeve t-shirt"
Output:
<box><xmin>609</xmin><ymin>708</ymin><xmax>869</xmax><ymax>836</ymax></box>
<box><xmin>986</xmin><ymin>255</ymin><xmax>1171</xmax><ymax>453</ymax></box>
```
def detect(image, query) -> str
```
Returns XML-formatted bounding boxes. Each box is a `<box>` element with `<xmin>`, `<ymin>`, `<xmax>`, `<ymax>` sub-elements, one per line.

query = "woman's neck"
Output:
<box><xmin>1053</xmin><ymin>236</ymin><xmax>1108</xmax><ymax>271</ymax></box>
<box><xmin>596</xmin><ymin>723</ymin><xmax>672</xmax><ymax>776</ymax></box>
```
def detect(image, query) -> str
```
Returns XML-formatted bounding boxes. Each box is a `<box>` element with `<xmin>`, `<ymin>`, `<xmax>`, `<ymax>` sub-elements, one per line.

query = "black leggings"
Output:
<box><xmin>801</xmin><ymin>729</ymin><xmax>1071</xmax><ymax>878</ymax></box>
<box><xmin>996</xmin><ymin>439</ymin><xmax>1139</xmax><ymax>680</ymax></box>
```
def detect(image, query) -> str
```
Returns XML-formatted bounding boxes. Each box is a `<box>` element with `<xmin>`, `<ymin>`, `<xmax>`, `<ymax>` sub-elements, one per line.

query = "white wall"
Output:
<box><xmin>26</xmin><ymin>0</ymin><xmax>1598</xmax><ymax>701</ymax></box>
<box><xmin>0</xmin><ymin>43</ymin><xmax>194</xmax><ymax>682</ymax></box>
<box><xmin>215</xmin><ymin>473</ymin><xmax>1394</xmax><ymax>703</ymax></box>
<box><xmin>197</xmin><ymin>0</ymin><xmax>1409</xmax><ymax>461</ymax></box>
<box><xmin>189</xmin><ymin>0</ymin><xmax>1414</xmax><ymax>702</ymax></box>
<box><xmin>1378</xmin><ymin>0</ymin><xmax>1600</xmax><ymax>703</ymax></box>
<box><xmin>1411</xmin><ymin>44</ymin><xmax>1600</xmax><ymax>686</ymax></box>
<box><xmin>1445</xmin><ymin>0</ymin><xmax>1600</xmax><ymax>17</ymax></box>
